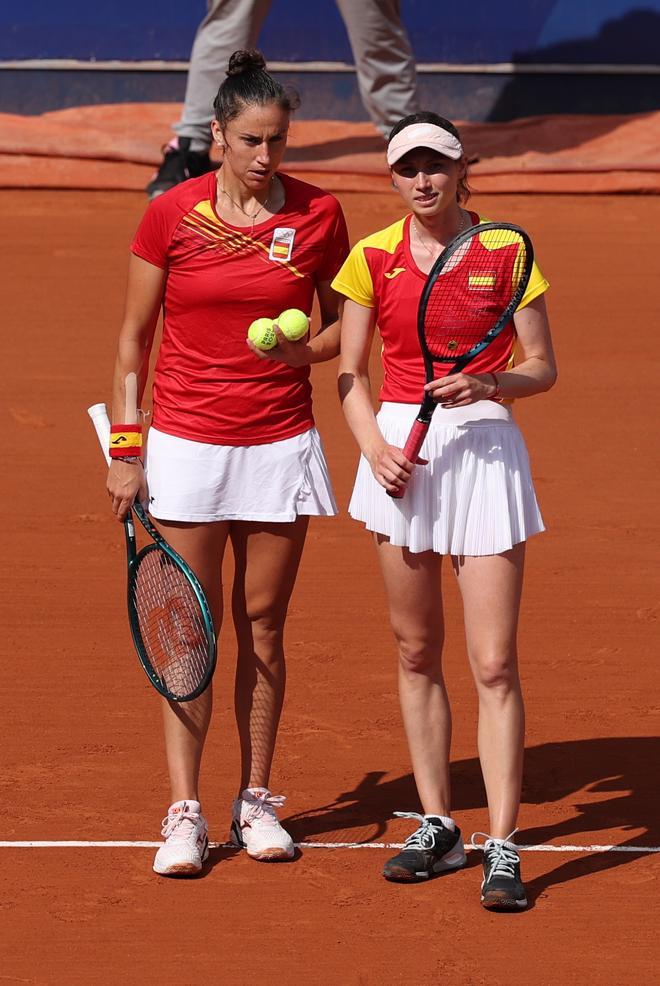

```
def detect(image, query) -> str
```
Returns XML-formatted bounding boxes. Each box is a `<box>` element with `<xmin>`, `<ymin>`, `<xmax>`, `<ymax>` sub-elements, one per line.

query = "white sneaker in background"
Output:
<box><xmin>153</xmin><ymin>799</ymin><xmax>209</xmax><ymax>876</ymax></box>
<box><xmin>230</xmin><ymin>787</ymin><xmax>295</xmax><ymax>861</ymax></box>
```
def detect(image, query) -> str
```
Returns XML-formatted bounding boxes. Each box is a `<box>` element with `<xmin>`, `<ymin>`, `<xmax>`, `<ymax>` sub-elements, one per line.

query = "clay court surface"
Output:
<box><xmin>2</xmin><ymin>187</ymin><xmax>658</xmax><ymax>983</ymax></box>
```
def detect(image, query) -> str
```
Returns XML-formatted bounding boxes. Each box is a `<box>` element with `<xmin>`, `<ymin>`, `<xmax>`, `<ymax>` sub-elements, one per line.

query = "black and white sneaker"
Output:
<box><xmin>472</xmin><ymin>830</ymin><xmax>528</xmax><ymax>911</ymax></box>
<box><xmin>383</xmin><ymin>812</ymin><xmax>466</xmax><ymax>882</ymax></box>
<box><xmin>146</xmin><ymin>137</ymin><xmax>216</xmax><ymax>199</ymax></box>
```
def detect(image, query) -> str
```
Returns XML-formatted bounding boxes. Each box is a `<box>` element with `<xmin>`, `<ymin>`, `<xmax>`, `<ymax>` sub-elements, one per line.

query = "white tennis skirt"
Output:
<box><xmin>145</xmin><ymin>426</ymin><xmax>337</xmax><ymax>523</ymax></box>
<box><xmin>349</xmin><ymin>401</ymin><xmax>545</xmax><ymax>556</ymax></box>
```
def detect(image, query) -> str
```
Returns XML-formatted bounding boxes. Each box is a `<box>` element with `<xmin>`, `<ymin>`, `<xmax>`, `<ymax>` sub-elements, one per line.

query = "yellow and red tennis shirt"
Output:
<box><xmin>131</xmin><ymin>171</ymin><xmax>349</xmax><ymax>444</ymax></box>
<box><xmin>332</xmin><ymin>212</ymin><xmax>549</xmax><ymax>404</ymax></box>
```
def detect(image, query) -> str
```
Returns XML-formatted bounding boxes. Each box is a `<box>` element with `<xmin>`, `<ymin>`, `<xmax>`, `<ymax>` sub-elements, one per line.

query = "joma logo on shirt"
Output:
<box><xmin>384</xmin><ymin>267</ymin><xmax>406</xmax><ymax>279</ymax></box>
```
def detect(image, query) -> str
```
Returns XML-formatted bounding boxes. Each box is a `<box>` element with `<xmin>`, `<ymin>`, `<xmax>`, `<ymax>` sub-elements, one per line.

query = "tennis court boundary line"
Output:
<box><xmin>1</xmin><ymin>840</ymin><xmax>658</xmax><ymax>853</ymax></box>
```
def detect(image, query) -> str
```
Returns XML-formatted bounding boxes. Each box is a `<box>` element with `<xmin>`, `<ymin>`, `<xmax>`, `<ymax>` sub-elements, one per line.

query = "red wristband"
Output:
<box><xmin>109</xmin><ymin>422</ymin><xmax>143</xmax><ymax>459</ymax></box>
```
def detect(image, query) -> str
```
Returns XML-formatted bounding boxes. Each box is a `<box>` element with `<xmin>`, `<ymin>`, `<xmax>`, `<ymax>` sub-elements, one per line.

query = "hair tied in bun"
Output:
<box><xmin>226</xmin><ymin>49</ymin><xmax>267</xmax><ymax>77</ymax></box>
<box><xmin>214</xmin><ymin>48</ymin><xmax>300</xmax><ymax>126</ymax></box>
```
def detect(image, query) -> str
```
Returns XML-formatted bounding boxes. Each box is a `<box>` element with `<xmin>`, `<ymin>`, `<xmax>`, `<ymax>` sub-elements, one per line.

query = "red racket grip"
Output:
<box><xmin>387</xmin><ymin>420</ymin><xmax>429</xmax><ymax>500</ymax></box>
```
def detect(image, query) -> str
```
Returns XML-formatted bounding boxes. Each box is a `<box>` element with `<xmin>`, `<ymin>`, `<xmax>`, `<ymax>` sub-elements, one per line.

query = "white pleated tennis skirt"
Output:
<box><xmin>349</xmin><ymin>401</ymin><xmax>545</xmax><ymax>556</ymax></box>
<box><xmin>145</xmin><ymin>426</ymin><xmax>337</xmax><ymax>523</ymax></box>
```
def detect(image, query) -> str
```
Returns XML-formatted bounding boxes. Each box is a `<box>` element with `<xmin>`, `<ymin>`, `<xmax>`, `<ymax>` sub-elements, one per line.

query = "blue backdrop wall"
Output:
<box><xmin>3</xmin><ymin>0</ymin><xmax>660</xmax><ymax>64</ymax></box>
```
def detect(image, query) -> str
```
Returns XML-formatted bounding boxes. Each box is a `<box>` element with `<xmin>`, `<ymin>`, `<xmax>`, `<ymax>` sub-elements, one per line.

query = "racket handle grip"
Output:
<box><xmin>402</xmin><ymin>422</ymin><xmax>429</xmax><ymax>464</ymax></box>
<box><xmin>87</xmin><ymin>403</ymin><xmax>112</xmax><ymax>466</ymax></box>
<box><xmin>387</xmin><ymin>420</ymin><xmax>429</xmax><ymax>500</ymax></box>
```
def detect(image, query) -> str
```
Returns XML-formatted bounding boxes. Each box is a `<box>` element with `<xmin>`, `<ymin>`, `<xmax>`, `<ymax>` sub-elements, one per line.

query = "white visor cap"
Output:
<box><xmin>387</xmin><ymin>123</ymin><xmax>463</xmax><ymax>166</ymax></box>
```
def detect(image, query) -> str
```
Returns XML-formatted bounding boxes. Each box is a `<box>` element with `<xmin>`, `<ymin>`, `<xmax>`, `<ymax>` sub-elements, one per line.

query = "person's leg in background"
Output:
<box><xmin>335</xmin><ymin>0</ymin><xmax>420</xmax><ymax>138</ymax></box>
<box><xmin>175</xmin><ymin>0</ymin><xmax>272</xmax><ymax>151</ymax></box>
<box><xmin>148</xmin><ymin>0</ymin><xmax>272</xmax><ymax>198</ymax></box>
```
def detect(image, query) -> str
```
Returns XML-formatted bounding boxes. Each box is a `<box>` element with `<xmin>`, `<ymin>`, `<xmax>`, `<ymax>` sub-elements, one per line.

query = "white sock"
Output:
<box><xmin>425</xmin><ymin>813</ymin><xmax>455</xmax><ymax>832</ymax></box>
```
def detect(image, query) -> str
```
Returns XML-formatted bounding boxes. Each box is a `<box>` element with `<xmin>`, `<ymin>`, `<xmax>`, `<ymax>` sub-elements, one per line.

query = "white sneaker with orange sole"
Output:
<box><xmin>153</xmin><ymin>800</ymin><xmax>209</xmax><ymax>876</ymax></box>
<box><xmin>230</xmin><ymin>787</ymin><xmax>295</xmax><ymax>861</ymax></box>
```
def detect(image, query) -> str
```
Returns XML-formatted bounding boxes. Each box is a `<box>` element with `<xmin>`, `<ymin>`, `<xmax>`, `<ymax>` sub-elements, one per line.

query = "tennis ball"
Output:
<box><xmin>277</xmin><ymin>308</ymin><xmax>309</xmax><ymax>342</ymax></box>
<box><xmin>247</xmin><ymin>317</ymin><xmax>277</xmax><ymax>351</ymax></box>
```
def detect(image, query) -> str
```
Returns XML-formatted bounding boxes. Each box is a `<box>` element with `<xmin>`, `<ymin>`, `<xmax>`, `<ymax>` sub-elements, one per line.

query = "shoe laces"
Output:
<box><xmin>394</xmin><ymin>811</ymin><xmax>444</xmax><ymax>851</ymax></box>
<box><xmin>471</xmin><ymin>828</ymin><xmax>519</xmax><ymax>878</ymax></box>
<box><xmin>161</xmin><ymin>803</ymin><xmax>200</xmax><ymax>840</ymax></box>
<box><xmin>241</xmin><ymin>789</ymin><xmax>287</xmax><ymax>828</ymax></box>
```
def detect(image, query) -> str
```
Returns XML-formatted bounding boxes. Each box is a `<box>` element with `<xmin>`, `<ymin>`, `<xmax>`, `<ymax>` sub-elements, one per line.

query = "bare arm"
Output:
<box><xmin>108</xmin><ymin>255</ymin><xmax>166</xmax><ymax>520</ymax></box>
<box><xmin>498</xmin><ymin>292</ymin><xmax>558</xmax><ymax>396</ymax></box>
<box><xmin>424</xmin><ymin>293</ymin><xmax>558</xmax><ymax>407</ymax></box>
<box><xmin>247</xmin><ymin>279</ymin><xmax>344</xmax><ymax>366</ymax></box>
<box><xmin>111</xmin><ymin>254</ymin><xmax>165</xmax><ymax>419</ymax></box>
<box><xmin>337</xmin><ymin>298</ymin><xmax>414</xmax><ymax>493</ymax></box>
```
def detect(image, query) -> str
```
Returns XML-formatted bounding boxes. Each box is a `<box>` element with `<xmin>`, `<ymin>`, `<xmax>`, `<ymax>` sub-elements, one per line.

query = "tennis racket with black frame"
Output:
<box><xmin>390</xmin><ymin>221</ymin><xmax>534</xmax><ymax>499</ymax></box>
<box><xmin>87</xmin><ymin>402</ymin><xmax>217</xmax><ymax>702</ymax></box>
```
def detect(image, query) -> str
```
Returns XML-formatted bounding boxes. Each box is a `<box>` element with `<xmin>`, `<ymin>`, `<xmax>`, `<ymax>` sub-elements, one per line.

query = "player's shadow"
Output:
<box><xmin>486</xmin><ymin>10</ymin><xmax>660</xmax><ymax>126</ymax></box>
<box><xmin>286</xmin><ymin>737</ymin><xmax>659</xmax><ymax>902</ymax></box>
<box><xmin>201</xmin><ymin>843</ymin><xmax>303</xmax><ymax>875</ymax></box>
<box><xmin>203</xmin><ymin>844</ymin><xmax>241</xmax><ymax>875</ymax></box>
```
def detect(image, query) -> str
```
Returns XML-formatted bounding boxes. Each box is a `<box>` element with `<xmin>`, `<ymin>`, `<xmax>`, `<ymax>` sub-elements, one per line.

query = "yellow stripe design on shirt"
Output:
<box><xmin>183</xmin><ymin>201</ymin><xmax>305</xmax><ymax>278</ymax></box>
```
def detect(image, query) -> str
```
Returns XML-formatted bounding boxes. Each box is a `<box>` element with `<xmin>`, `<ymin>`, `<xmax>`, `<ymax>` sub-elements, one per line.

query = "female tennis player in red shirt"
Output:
<box><xmin>335</xmin><ymin>112</ymin><xmax>557</xmax><ymax>910</ymax></box>
<box><xmin>106</xmin><ymin>49</ymin><xmax>349</xmax><ymax>876</ymax></box>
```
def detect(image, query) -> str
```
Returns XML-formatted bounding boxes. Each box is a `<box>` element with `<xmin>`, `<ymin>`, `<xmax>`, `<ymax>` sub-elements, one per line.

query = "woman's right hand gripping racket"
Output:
<box><xmin>87</xmin><ymin>403</ymin><xmax>216</xmax><ymax>702</ymax></box>
<box><xmin>390</xmin><ymin>221</ymin><xmax>534</xmax><ymax>498</ymax></box>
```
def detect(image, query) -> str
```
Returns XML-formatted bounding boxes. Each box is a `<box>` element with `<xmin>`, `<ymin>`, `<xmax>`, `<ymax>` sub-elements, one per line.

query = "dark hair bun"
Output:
<box><xmin>227</xmin><ymin>48</ymin><xmax>267</xmax><ymax>77</ymax></box>
<box><xmin>214</xmin><ymin>47</ymin><xmax>299</xmax><ymax>125</ymax></box>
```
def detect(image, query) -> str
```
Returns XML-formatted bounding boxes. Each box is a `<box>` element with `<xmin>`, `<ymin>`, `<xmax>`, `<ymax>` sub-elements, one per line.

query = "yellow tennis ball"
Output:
<box><xmin>277</xmin><ymin>308</ymin><xmax>309</xmax><ymax>342</ymax></box>
<box><xmin>247</xmin><ymin>317</ymin><xmax>277</xmax><ymax>351</ymax></box>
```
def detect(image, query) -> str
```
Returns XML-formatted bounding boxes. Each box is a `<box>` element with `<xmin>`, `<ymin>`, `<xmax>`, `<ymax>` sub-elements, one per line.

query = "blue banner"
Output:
<box><xmin>2</xmin><ymin>1</ymin><xmax>660</xmax><ymax>63</ymax></box>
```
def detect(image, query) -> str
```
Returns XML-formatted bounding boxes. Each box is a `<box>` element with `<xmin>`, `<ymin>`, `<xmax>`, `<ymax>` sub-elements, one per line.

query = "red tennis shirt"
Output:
<box><xmin>332</xmin><ymin>212</ymin><xmax>549</xmax><ymax>404</ymax></box>
<box><xmin>131</xmin><ymin>171</ymin><xmax>349</xmax><ymax>444</ymax></box>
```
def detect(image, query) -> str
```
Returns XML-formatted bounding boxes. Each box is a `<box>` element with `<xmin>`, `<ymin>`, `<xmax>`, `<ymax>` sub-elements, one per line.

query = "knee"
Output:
<box><xmin>396</xmin><ymin>634</ymin><xmax>443</xmax><ymax>676</ymax></box>
<box><xmin>235</xmin><ymin>593</ymin><xmax>287</xmax><ymax>654</ymax></box>
<box><xmin>247</xmin><ymin>608</ymin><xmax>285</xmax><ymax>645</ymax></box>
<box><xmin>471</xmin><ymin>652</ymin><xmax>519</xmax><ymax>693</ymax></box>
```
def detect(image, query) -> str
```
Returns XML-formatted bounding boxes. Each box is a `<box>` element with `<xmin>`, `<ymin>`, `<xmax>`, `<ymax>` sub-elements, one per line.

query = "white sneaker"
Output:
<box><xmin>153</xmin><ymin>800</ymin><xmax>209</xmax><ymax>876</ymax></box>
<box><xmin>230</xmin><ymin>787</ymin><xmax>295</xmax><ymax>861</ymax></box>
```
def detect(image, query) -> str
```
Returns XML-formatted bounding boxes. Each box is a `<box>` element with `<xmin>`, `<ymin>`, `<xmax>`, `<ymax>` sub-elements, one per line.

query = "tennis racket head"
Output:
<box><xmin>418</xmin><ymin>222</ymin><xmax>534</xmax><ymax>372</ymax></box>
<box><xmin>127</xmin><ymin>505</ymin><xmax>216</xmax><ymax>702</ymax></box>
<box><xmin>389</xmin><ymin>222</ymin><xmax>534</xmax><ymax>500</ymax></box>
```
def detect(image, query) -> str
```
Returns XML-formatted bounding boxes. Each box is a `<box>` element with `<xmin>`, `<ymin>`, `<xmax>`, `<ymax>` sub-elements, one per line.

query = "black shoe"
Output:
<box><xmin>146</xmin><ymin>138</ymin><xmax>215</xmax><ymax>199</ymax></box>
<box><xmin>383</xmin><ymin>812</ymin><xmax>466</xmax><ymax>882</ymax></box>
<box><xmin>473</xmin><ymin>831</ymin><xmax>528</xmax><ymax>911</ymax></box>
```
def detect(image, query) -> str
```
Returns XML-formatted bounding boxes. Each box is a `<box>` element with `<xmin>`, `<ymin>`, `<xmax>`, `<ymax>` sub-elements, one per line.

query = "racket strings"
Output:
<box><xmin>424</xmin><ymin>231</ymin><xmax>530</xmax><ymax>360</ymax></box>
<box><xmin>131</xmin><ymin>550</ymin><xmax>210</xmax><ymax>698</ymax></box>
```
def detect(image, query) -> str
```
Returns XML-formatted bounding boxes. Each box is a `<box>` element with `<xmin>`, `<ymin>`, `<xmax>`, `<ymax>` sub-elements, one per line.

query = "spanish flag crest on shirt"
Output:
<box><xmin>269</xmin><ymin>227</ymin><xmax>296</xmax><ymax>262</ymax></box>
<box><xmin>468</xmin><ymin>272</ymin><xmax>497</xmax><ymax>290</ymax></box>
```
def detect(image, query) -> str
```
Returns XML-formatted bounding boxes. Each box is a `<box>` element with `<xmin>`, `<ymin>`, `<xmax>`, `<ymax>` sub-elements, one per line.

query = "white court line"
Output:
<box><xmin>0</xmin><ymin>841</ymin><xmax>658</xmax><ymax>853</ymax></box>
